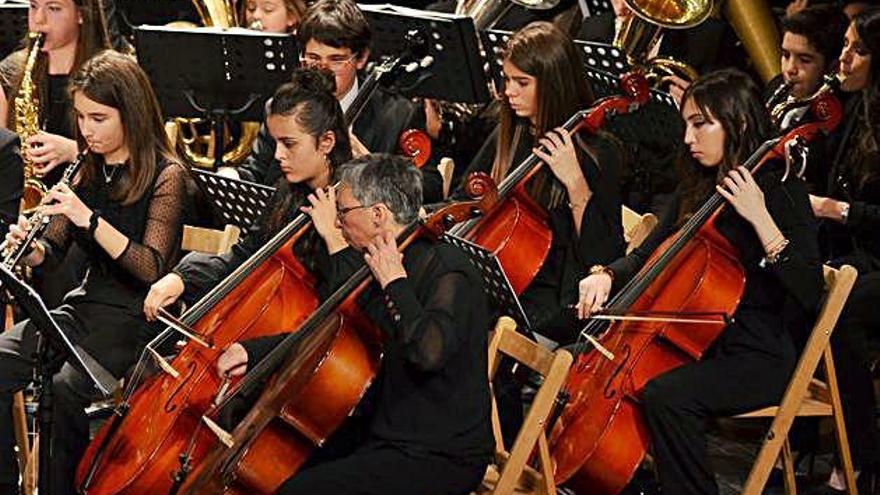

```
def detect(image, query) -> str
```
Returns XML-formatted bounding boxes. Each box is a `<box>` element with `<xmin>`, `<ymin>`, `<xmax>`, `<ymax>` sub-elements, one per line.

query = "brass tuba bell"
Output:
<box><xmin>614</xmin><ymin>0</ymin><xmax>712</xmax><ymax>84</ymax></box>
<box><xmin>455</xmin><ymin>0</ymin><xmax>563</xmax><ymax>30</ymax></box>
<box><xmin>167</xmin><ymin>0</ymin><xmax>261</xmax><ymax>169</ymax></box>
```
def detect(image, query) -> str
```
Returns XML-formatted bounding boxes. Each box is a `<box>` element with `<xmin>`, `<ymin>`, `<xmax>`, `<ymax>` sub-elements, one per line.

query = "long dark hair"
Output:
<box><xmin>265</xmin><ymin>67</ymin><xmax>352</xmax><ymax>233</ymax></box>
<box><xmin>495</xmin><ymin>21</ymin><xmax>595</xmax><ymax>207</ymax></box>
<box><xmin>851</xmin><ymin>8</ymin><xmax>880</xmax><ymax>191</ymax></box>
<box><xmin>69</xmin><ymin>50</ymin><xmax>178</xmax><ymax>205</ymax></box>
<box><xmin>6</xmin><ymin>0</ymin><xmax>111</xmax><ymax>129</ymax></box>
<box><xmin>676</xmin><ymin>69</ymin><xmax>774</xmax><ymax>221</ymax></box>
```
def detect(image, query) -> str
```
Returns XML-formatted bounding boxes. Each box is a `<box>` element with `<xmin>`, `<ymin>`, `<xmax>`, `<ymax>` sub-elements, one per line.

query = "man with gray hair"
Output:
<box><xmin>216</xmin><ymin>153</ymin><xmax>494</xmax><ymax>495</ymax></box>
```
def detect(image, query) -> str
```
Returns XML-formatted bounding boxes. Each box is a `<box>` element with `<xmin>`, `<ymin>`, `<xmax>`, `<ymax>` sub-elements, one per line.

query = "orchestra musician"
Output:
<box><xmin>215</xmin><ymin>153</ymin><xmax>494</xmax><ymax>495</ymax></box>
<box><xmin>241</xmin><ymin>0</ymin><xmax>307</xmax><ymax>33</ymax></box>
<box><xmin>0</xmin><ymin>50</ymin><xmax>187</xmax><ymax>495</ymax></box>
<box><xmin>463</xmin><ymin>21</ymin><xmax>626</xmax><ymax>346</ymax></box>
<box><xmin>144</xmin><ymin>67</ymin><xmax>356</xmax><ymax>321</ymax></box>
<box><xmin>576</xmin><ymin>69</ymin><xmax>823</xmax><ymax>495</ymax></box>
<box><xmin>807</xmin><ymin>8</ymin><xmax>880</xmax><ymax>493</ymax></box>
<box><xmin>0</xmin><ymin>0</ymin><xmax>110</xmax><ymax>183</ymax></box>
<box><xmin>224</xmin><ymin>0</ymin><xmax>441</xmax><ymax>200</ymax></box>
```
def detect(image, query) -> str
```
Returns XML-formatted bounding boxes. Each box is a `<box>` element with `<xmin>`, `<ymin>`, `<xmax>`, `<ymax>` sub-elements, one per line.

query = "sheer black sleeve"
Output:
<box><xmin>39</xmin><ymin>207</ymin><xmax>76</xmax><ymax>269</ymax></box>
<box><xmin>382</xmin><ymin>265</ymin><xmax>475</xmax><ymax>373</ymax></box>
<box><xmin>572</xmin><ymin>137</ymin><xmax>626</xmax><ymax>265</ymax></box>
<box><xmin>115</xmin><ymin>164</ymin><xmax>187</xmax><ymax>284</ymax></box>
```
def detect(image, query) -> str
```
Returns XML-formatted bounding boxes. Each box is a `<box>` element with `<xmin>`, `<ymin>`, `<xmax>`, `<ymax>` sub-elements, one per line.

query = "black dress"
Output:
<box><xmin>606</xmin><ymin>162</ymin><xmax>823</xmax><ymax>495</ymax></box>
<box><xmin>0</xmin><ymin>160</ymin><xmax>187</xmax><ymax>494</ymax></box>
<box><xmin>463</xmin><ymin>123</ymin><xmax>626</xmax><ymax>344</ymax></box>
<box><xmin>277</xmin><ymin>239</ymin><xmax>494</xmax><ymax>495</ymax></box>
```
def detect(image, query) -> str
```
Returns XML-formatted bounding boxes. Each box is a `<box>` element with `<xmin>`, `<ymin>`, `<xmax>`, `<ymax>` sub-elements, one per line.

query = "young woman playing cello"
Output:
<box><xmin>144</xmin><ymin>67</ymin><xmax>354</xmax><ymax>331</ymax></box>
<box><xmin>464</xmin><ymin>21</ymin><xmax>626</xmax><ymax>346</ymax></box>
<box><xmin>0</xmin><ymin>49</ymin><xmax>188</xmax><ymax>495</ymax></box>
<box><xmin>576</xmin><ymin>69</ymin><xmax>824</xmax><ymax>495</ymax></box>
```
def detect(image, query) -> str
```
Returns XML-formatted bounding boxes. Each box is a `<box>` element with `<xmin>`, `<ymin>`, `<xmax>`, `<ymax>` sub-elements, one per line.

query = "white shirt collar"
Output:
<box><xmin>339</xmin><ymin>78</ymin><xmax>360</xmax><ymax>113</ymax></box>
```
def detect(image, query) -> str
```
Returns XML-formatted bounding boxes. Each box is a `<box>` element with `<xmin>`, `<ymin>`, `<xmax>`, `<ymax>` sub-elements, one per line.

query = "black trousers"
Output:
<box><xmin>830</xmin><ymin>271</ymin><xmax>880</xmax><ymax>468</ymax></box>
<box><xmin>641</xmin><ymin>321</ymin><xmax>797</xmax><ymax>495</ymax></box>
<box><xmin>278</xmin><ymin>443</ymin><xmax>487</xmax><ymax>495</ymax></box>
<box><xmin>0</xmin><ymin>302</ymin><xmax>152</xmax><ymax>494</ymax></box>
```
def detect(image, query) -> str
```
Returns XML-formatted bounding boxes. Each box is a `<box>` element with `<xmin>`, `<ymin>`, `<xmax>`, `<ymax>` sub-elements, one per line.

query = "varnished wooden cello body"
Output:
<box><xmin>550</xmin><ymin>88</ymin><xmax>843</xmax><ymax>494</ymax></box>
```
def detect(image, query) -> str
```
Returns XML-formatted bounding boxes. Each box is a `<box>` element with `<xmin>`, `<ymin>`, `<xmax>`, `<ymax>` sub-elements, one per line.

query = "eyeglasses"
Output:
<box><xmin>299</xmin><ymin>53</ymin><xmax>358</xmax><ymax>71</ymax></box>
<box><xmin>336</xmin><ymin>203</ymin><xmax>370</xmax><ymax>220</ymax></box>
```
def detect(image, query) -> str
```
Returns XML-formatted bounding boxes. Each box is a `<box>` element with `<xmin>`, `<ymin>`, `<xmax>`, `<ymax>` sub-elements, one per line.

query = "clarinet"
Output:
<box><xmin>1</xmin><ymin>149</ymin><xmax>90</xmax><ymax>271</ymax></box>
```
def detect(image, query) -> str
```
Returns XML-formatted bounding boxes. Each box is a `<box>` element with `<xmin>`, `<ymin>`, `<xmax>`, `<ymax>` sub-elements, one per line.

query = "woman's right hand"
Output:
<box><xmin>143</xmin><ymin>273</ymin><xmax>185</xmax><ymax>321</ymax></box>
<box><xmin>575</xmin><ymin>272</ymin><xmax>613</xmax><ymax>320</ymax></box>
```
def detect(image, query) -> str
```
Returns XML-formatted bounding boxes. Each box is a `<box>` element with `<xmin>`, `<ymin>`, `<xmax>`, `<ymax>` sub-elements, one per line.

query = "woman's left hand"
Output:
<box><xmin>302</xmin><ymin>186</ymin><xmax>348</xmax><ymax>253</ymax></box>
<box><xmin>716</xmin><ymin>166</ymin><xmax>769</xmax><ymax>226</ymax></box>
<box><xmin>533</xmin><ymin>127</ymin><xmax>584</xmax><ymax>191</ymax></box>
<box><xmin>41</xmin><ymin>182</ymin><xmax>93</xmax><ymax>228</ymax></box>
<box><xmin>364</xmin><ymin>231</ymin><xmax>407</xmax><ymax>289</ymax></box>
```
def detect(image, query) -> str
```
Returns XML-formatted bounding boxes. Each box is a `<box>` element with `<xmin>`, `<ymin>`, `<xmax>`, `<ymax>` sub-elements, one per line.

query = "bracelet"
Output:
<box><xmin>762</xmin><ymin>238</ymin><xmax>790</xmax><ymax>266</ymax></box>
<box><xmin>762</xmin><ymin>233</ymin><xmax>783</xmax><ymax>250</ymax></box>
<box><xmin>840</xmin><ymin>202</ymin><xmax>850</xmax><ymax>223</ymax></box>
<box><xmin>87</xmin><ymin>210</ymin><xmax>101</xmax><ymax>236</ymax></box>
<box><xmin>589</xmin><ymin>264</ymin><xmax>615</xmax><ymax>284</ymax></box>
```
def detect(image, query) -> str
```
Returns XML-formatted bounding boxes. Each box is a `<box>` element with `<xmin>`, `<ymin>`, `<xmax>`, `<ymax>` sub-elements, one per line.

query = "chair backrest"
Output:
<box><xmin>735</xmin><ymin>264</ymin><xmax>858</xmax><ymax>494</ymax></box>
<box><xmin>486</xmin><ymin>316</ymin><xmax>573</xmax><ymax>494</ymax></box>
<box><xmin>181</xmin><ymin>224</ymin><xmax>241</xmax><ymax>255</ymax></box>
<box><xmin>622</xmin><ymin>206</ymin><xmax>657</xmax><ymax>254</ymax></box>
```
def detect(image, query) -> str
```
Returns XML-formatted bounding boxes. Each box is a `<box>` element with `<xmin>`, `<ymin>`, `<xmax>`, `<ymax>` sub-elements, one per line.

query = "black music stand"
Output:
<box><xmin>0</xmin><ymin>2</ymin><xmax>27</xmax><ymax>61</ymax></box>
<box><xmin>191</xmin><ymin>169</ymin><xmax>276</xmax><ymax>235</ymax></box>
<box><xmin>441</xmin><ymin>233</ymin><xmax>531</xmax><ymax>331</ymax></box>
<box><xmin>360</xmin><ymin>4</ymin><xmax>492</xmax><ymax>104</ymax></box>
<box><xmin>134</xmin><ymin>25</ymin><xmax>298</xmax><ymax>168</ymax></box>
<box><xmin>0</xmin><ymin>263</ymin><xmax>116</xmax><ymax>495</ymax></box>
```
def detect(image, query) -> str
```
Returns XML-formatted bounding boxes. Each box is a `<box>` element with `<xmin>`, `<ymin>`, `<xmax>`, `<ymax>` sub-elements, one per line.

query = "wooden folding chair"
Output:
<box><xmin>181</xmin><ymin>224</ymin><xmax>241</xmax><ymax>255</ymax></box>
<box><xmin>474</xmin><ymin>316</ymin><xmax>573</xmax><ymax>495</ymax></box>
<box><xmin>733</xmin><ymin>265</ymin><xmax>859</xmax><ymax>495</ymax></box>
<box><xmin>621</xmin><ymin>206</ymin><xmax>657</xmax><ymax>254</ymax></box>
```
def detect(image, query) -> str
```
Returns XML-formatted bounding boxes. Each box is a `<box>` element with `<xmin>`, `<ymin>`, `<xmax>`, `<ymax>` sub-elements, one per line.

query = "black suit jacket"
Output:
<box><xmin>0</xmin><ymin>128</ymin><xmax>23</xmax><ymax>231</ymax></box>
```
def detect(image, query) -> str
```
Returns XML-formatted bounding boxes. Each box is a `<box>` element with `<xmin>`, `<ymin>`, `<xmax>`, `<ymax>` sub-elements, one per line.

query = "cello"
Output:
<box><xmin>549</xmin><ymin>85</ymin><xmax>844</xmax><ymax>494</ymax></box>
<box><xmin>166</xmin><ymin>178</ymin><xmax>500</xmax><ymax>494</ymax></box>
<box><xmin>172</xmin><ymin>73</ymin><xmax>651</xmax><ymax>494</ymax></box>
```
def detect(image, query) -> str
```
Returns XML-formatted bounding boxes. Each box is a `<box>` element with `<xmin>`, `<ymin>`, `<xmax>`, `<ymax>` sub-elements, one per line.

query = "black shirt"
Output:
<box><xmin>39</xmin><ymin>160</ymin><xmax>188</xmax><ymax>314</ymax></box>
<box><xmin>607</xmin><ymin>161</ymin><xmax>823</xmax><ymax>352</ymax></box>
<box><xmin>464</xmin><ymin>124</ymin><xmax>626</xmax><ymax>343</ymax></box>
<box><xmin>243</xmin><ymin>238</ymin><xmax>494</xmax><ymax>463</ymax></box>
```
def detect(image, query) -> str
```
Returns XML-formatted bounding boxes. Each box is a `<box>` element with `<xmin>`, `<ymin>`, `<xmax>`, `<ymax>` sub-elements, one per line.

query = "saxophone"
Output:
<box><xmin>14</xmin><ymin>32</ymin><xmax>48</xmax><ymax>214</ymax></box>
<box><xmin>1</xmin><ymin>149</ymin><xmax>89</xmax><ymax>272</ymax></box>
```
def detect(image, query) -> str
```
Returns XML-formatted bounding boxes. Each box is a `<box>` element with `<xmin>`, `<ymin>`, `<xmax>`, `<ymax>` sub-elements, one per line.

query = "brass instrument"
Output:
<box><xmin>614</xmin><ymin>0</ymin><xmax>710</xmax><ymax>85</ymax></box>
<box><xmin>725</xmin><ymin>0</ymin><xmax>781</xmax><ymax>83</ymax></box>
<box><xmin>168</xmin><ymin>0</ymin><xmax>261</xmax><ymax>169</ymax></box>
<box><xmin>14</xmin><ymin>32</ymin><xmax>47</xmax><ymax>214</ymax></box>
<box><xmin>1</xmin><ymin>149</ymin><xmax>88</xmax><ymax>271</ymax></box>
<box><xmin>455</xmin><ymin>0</ymin><xmax>562</xmax><ymax>30</ymax></box>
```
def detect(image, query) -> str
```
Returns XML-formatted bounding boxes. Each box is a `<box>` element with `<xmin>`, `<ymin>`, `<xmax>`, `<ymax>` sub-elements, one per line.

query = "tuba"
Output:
<box><xmin>14</xmin><ymin>32</ymin><xmax>48</xmax><ymax>214</ymax></box>
<box><xmin>168</xmin><ymin>0</ymin><xmax>261</xmax><ymax>169</ymax></box>
<box><xmin>616</xmin><ymin>0</ymin><xmax>782</xmax><ymax>86</ymax></box>
<box><xmin>614</xmin><ymin>0</ymin><xmax>711</xmax><ymax>84</ymax></box>
<box><xmin>455</xmin><ymin>0</ymin><xmax>563</xmax><ymax>30</ymax></box>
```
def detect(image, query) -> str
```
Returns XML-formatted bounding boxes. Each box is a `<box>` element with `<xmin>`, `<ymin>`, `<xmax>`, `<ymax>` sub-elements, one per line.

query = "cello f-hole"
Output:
<box><xmin>165</xmin><ymin>361</ymin><xmax>198</xmax><ymax>414</ymax></box>
<box><xmin>602</xmin><ymin>344</ymin><xmax>631</xmax><ymax>400</ymax></box>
